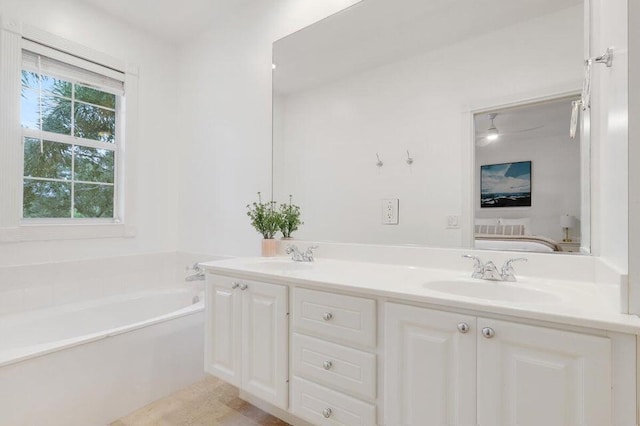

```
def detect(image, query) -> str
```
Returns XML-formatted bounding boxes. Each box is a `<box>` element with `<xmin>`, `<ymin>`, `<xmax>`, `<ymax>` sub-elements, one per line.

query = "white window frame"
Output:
<box><xmin>0</xmin><ymin>16</ymin><xmax>139</xmax><ymax>241</ymax></box>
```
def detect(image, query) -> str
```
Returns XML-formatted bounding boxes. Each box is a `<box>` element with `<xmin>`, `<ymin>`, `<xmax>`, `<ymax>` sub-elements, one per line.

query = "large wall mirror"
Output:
<box><xmin>272</xmin><ymin>0</ymin><xmax>590</xmax><ymax>255</ymax></box>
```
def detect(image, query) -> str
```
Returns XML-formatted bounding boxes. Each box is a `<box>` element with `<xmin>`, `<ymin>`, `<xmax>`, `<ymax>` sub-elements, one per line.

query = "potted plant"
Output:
<box><xmin>279</xmin><ymin>195</ymin><xmax>303</xmax><ymax>239</ymax></box>
<box><xmin>247</xmin><ymin>192</ymin><xmax>282</xmax><ymax>256</ymax></box>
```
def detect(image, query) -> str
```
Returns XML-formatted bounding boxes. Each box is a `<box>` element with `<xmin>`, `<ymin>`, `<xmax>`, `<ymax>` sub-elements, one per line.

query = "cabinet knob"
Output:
<box><xmin>322</xmin><ymin>312</ymin><xmax>333</xmax><ymax>321</ymax></box>
<box><xmin>323</xmin><ymin>360</ymin><xmax>333</xmax><ymax>370</ymax></box>
<box><xmin>482</xmin><ymin>327</ymin><xmax>495</xmax><ymax>338</ymax></box>
<box><xmin>457</xmin><ymin>322</ymin><xmax>469</xmax><ymax>333</ymax></box>
<box><xmin>322</xmin><ymin>408</ymin><xmax>333</xmax><ymax>418</ymax></box>
<box><xmin>231</xmin><ymin>282</ymin><xmax>240</xmax><ymax>289</ymax></box>
<box><xmin>239</xmin><ymin>283</ymin><xmax>248</xmax><ymax>291</ymax></box>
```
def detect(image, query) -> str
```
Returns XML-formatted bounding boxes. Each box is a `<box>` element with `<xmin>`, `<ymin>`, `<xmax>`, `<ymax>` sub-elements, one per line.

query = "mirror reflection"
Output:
<box><xmin>272</xmin><ymin>0</ymin><xmax>588</xmax><ymax>254</ymax></box>
<box><xmin>474</xmin><ymin>96</ymin><xmax>586</xmax><ymax>254</ymax></box>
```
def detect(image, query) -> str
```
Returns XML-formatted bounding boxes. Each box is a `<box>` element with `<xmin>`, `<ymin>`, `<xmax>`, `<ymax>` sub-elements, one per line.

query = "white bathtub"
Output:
<box><xmin>0</xmin><ymin>286</ymin><xmax>205</xmax><ymax>426</ymax></box>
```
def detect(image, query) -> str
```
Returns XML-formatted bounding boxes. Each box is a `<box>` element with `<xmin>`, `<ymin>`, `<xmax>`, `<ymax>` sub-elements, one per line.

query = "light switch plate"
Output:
<box><xmin>446</xmin><ymin>215</ymin><xmax>460</xmax><ymax>229</ymax></box>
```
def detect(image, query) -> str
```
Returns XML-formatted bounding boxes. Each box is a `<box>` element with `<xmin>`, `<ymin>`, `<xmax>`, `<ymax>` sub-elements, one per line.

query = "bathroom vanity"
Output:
<box><xmin>201</xmin><ymin>254</ymin><xmax>639</xmax><ymax>426</ymax></box>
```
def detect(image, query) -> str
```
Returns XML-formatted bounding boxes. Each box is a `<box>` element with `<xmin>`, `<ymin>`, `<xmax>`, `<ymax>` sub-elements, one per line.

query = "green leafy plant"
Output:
<box><xmin>279</xmin><ymin>195</ymin><xmax>303</xmax><ymax>239</ymax></box>
<box><xmin>246</xmin><ymin>192</ymin><xmax>282</xmax><ymax>239</ymax></box>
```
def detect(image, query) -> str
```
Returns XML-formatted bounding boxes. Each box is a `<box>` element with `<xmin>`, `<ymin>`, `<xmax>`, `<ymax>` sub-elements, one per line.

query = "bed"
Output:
<box><xmin>475</xmin><ymin>234</ymin><xmax>561</xmax><ymax>252</ymax></box>
<box><xmin>474</xmin><ymin>219</ymin><xmax>562</xmax><ymax>253</ymax></box>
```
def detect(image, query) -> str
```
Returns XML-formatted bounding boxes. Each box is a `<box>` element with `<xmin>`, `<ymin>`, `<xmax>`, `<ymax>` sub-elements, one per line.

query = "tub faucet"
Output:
<box><xmin>286</xmin><ymin>244</ymin><xmax>318</xmax><ymax>262</ymax></box>
<box><xmin>463</xmin><ymin>255</ymin><xmax>527</xmax><ymax>281</ymax></box>
<box><xmin>185</xmin><ymin>263</ymin><xmax>205</xmax><ymax>281</ymax></box>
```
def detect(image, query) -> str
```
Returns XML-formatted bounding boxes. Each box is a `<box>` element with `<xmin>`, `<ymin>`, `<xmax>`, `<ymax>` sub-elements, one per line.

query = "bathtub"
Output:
<box><xmin>0</xmin><ymin>286</ymin><xmax>205</xmax><ymax>426</ymax></box>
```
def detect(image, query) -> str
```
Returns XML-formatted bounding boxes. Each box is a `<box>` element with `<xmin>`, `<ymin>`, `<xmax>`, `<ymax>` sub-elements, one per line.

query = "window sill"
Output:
<box><xmin>0</xmin><ymin>223</ymin><xmax>136</xmax><ymax>242</ymax></box>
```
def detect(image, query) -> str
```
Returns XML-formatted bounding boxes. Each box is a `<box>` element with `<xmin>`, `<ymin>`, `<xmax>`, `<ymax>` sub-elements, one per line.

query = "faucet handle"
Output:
<box><xmin>303</xmin><ymin>245</ymin><xmax>318</xmax><ymax>261</ymax></box>
<box><xmin>187</xmin><ymin>262</ymin><xmax>202</xmax><ymax>272</ymax></box>
<box><xmin>502</xmin><ymin>257</ymin><xmax>528</xmax><ymax>268</ymax></box>
<box><xmin>462</xmin><ymin>254</ymin><xmax>483</xmax><ymax>268</ymax></box>
<box><xmin>463</xmin><ymin>254</ymin><xmax>484</xmax><ymax>279</ymax></box>
<box><xmin>285</xmin><ymin>245</ymin><xmax>298</xmax><ymax>254</ymax></box>
<box><xmin>501</xmin><ymin>257</ymin><xmax>528</xmax><ymax>281</ymax></box>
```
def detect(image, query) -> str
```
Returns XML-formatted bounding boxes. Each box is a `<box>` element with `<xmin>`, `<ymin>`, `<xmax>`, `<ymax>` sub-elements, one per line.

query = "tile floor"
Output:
<box><xmin>111</xmin><ymin>376</ymin><xmax>290</xmax><ymax>426</ymax></box>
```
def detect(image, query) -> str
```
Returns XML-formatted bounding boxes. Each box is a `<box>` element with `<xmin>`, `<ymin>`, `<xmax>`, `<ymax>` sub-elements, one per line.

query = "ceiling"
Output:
<box><xmin>78</xmin><ymin>0</ymin><xmax>257</xmax><ymax>44</ymax></box>
<box><xmin>474</xmin><ymin>96</ymin><xmax>580</xmax><ymax>146</ymax></box>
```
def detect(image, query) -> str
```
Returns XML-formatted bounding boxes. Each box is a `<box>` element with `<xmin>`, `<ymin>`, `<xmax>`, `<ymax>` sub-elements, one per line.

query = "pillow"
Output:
<box><xmin>499</xmin><ymin>218</ymin><xmax>531</xmax><ymax>235</ymax></box>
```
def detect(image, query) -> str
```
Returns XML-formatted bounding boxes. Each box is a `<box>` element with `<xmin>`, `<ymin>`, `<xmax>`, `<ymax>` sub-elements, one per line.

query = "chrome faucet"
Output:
<box><xmin>185</xmin><ymin>263</ymin><xmax>205</xmax><ymax>281</ymax></box>
<box><xmin>286</xmin><ymin>244</ymin><xmax>318</xmax><ymax>262</ymax></box>
<box><xmin>463</xmin><ymin>255</ymin><xmax>485</xmax><ymax>279</ymax></box>
<box><xmin>500</xmin><ymin>257</ymin><xmax>528</xmax><ymax>281</ymax></box>
<box><xmin>463</xmin><ymin>255</ymin><xmax>527</xmax><ymax>281</ymax></box>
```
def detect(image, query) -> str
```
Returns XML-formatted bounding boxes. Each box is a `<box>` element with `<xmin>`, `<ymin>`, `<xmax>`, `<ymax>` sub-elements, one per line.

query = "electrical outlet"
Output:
<box><xmin>447</xmin><ymin>215</ymin><xmax>460</xmax><ymax>229</ymax></box>
<box><xmin>382</xmin><ymin>199</ymin><xmax>399</xmax><ymax>225</ymax></box>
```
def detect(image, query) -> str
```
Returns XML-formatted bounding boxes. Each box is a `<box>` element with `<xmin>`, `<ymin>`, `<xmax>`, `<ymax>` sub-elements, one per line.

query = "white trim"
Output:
<box><xmin>0</xmin><ymin>223</ymin><xmax>133</xmax><ymax>242</ymax></box>
<box><xmin>627</xmin><ymin>0</ymin><xmax>640</xmax><ymax>315</ymax></box>
<box><xmin>0</xmin><ymin>21</ymin><xmax>23</xmax><ymax>230</ymax></box>
<box><xmin>0</xmin><ymin>16</ymin><xmax>139</xmax><ymax>242</ymax></box>
<box><xmin>22</xmin><ymin>129</ymin><xmax>118</xmax><ymax>151</ymax></box>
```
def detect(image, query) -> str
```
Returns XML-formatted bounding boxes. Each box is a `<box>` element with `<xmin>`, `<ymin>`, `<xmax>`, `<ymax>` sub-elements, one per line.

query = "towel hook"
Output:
<box><xmin>406</xmin><ymin>150</ymin><xmax>414</xmax><ymax>165</ymax></box>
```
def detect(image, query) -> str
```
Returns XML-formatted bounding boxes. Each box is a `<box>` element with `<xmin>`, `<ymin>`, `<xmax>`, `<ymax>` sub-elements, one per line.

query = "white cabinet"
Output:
<box><xmin>384</xmin><ymin>303</ymin><xmax>477</xmax><ymax>426</ymax></box>
<box><xmin>291</xmin><ymin>287</ymin><xmax>377</xmax><ymax>425</ymax></box>
<box><xmin>477</xmin><ymin>318</ymin><xmax>611</xmax><ymax>426</ymax></box>
<box><xmin>385</xmin><ymin>303</ymin><xmax>613</xmax><ymax>426</ymax></box>
<box><xmin>291</xmin><ymin>377</ymin><xmax>377</xmax><ymax>426</ymax></box>
<box><xmin>293</xmin><ymin>287</ymin><xmax>376</xmax><ymax>348</ymax></box>
<box><xmin>205</xmin><ymin>275</ymin><xmax>288</xmax><ymax>409</ymax></box>
<box><xmin>205</xmin><ymin>277</ymin><xmax>241</xmax><ymax>386</ymax></box>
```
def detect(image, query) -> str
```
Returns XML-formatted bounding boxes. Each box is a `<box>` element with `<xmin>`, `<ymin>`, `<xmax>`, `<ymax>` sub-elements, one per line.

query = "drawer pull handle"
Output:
<box><xmin>239</xmin><ymin>283</ymin><xmax>248</xmax><ymax>291</ymax></box>
<box><xmin>322</xmin><ymin>408</ymin><xmax>333</xmax><ymax>418</ymax></box>
<box><xmin>482</xmin><ymin>327</ymin><xmax>495</xmax><ymax>338</ymax></box>
<box><xmin>323</xmin><ymin>360</ymin><xmax>333</xmax><ymax>370</ymax></box>
<box><xmin>231</xmin><ymin>282</ymin><xmax>240</xmax><ymax>289</ymax></box>
<box><xmin>322</xmin><ymin>312</ymin><xmax>333</xmax><ymax>321</ymax></box>
<box><xmin>457</xmin><ymin>322</ymin><xmax>469</xmax><ymax>333</ymax></box>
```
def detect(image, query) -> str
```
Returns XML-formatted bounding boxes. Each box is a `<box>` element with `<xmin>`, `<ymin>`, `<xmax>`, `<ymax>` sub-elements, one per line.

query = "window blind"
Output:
<box><xmin>22</xmin><ymin>40</ymin><xmax>124</xmax><ymax>95</ymax></box>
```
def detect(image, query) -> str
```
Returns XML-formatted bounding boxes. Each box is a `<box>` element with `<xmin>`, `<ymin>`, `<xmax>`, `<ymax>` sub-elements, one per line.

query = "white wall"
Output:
<box><xmin>475</xmin><ymin>134</ymin><xmax>581</xmax><ymax>242</ymax></box>
<box><xmin>0</xmin><ymin>0</ymin><xmax>180</xmax><ymax>266</ymax></box>
<box><xmin>175</xmin><ymin>0</ymin><xmax>361</xmax><ymax>257</ymax></box>
<box><xmin>273</xmin><ymin>6</ymin><xmax>583</xmax><ymax>247</ymax></box>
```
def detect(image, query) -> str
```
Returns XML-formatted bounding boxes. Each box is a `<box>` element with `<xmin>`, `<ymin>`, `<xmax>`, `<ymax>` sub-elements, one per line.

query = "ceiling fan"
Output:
<box><xmin>476</xmin><ymin>112</ymin><xmax>544</xmax><ymax>147</ymax></box>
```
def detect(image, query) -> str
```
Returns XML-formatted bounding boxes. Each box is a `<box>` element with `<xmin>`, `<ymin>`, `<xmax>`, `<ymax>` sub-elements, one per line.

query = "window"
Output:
<box><xmin>0</xmin><ymin>23</ymin><xmax>137</xmax><ymax>241</ymax></box>
<box><xmin>20</xmin><ymin>44</ymin><xmax>124</xmax><ymax>220</ymax></box>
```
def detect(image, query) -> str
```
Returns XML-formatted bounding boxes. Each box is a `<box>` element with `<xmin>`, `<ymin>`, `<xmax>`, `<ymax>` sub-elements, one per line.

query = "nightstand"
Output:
<box><xmin>559</xmin><ymin>241</ymin><xmax>581</xmax><ymax>252</ymax></box>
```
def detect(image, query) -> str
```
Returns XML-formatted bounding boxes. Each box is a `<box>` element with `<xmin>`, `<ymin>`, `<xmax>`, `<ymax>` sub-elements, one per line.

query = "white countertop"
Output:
<box><xmin>200</xmin><ymin>256</ymin><xmax>640</xmax><ymax>335</ymax></box>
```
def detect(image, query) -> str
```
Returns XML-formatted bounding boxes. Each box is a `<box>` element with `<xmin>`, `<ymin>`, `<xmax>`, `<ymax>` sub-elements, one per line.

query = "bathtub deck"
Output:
<box><xmin>111</xmin><ymin>376</ymin><xmax>289</xmax><ymax>426</ymax></box>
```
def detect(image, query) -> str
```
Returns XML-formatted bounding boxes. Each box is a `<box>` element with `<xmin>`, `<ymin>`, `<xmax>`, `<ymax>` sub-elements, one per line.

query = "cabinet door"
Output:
<box><xmin>205</xmin><ymin>275</ymin><xmax>242</xmax><ymax>386</ymax></box>
<box><xmin>384</xmin><ymin>303</ymin><xmax>477</xmax><ymax>426</ymax></box>
<box><xmin>241</xmin><ymin>280</ymin><xmax>289</xmax><ymax>409</ymax></box>
<box><xmin>477</xmin><ymin>318</ymin><xmax>612</xmax><ymax>426</ymax></box>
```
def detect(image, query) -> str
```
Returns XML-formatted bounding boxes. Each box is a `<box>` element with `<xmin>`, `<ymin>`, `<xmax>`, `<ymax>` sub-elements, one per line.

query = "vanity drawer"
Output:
<box><xmin>293</xmin><ymin>288</ymin><xmax>376</xmax><ymax>347</ymax></box>
<box><xmin>292</xmin><ymin>333</ymin><xmax>376</xmax><ymax>400</ymax></box>
<box><xmin>291</xmin><ymin>376</ymin><xmax>376</xmax><ymax>426</ymax></box>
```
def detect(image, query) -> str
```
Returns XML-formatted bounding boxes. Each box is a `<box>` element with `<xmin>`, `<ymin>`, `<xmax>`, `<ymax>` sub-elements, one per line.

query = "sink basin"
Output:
<box><xmin>423</xmin><ymin>279</ymin><xmax>561</xmax><ymax>304</ymax></box>
<box><xmin>255</xmin><ymin>260</ymin><xmax>314</xmax><ymax>272</ymax></box>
